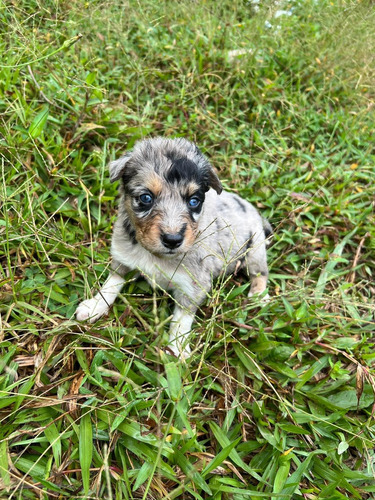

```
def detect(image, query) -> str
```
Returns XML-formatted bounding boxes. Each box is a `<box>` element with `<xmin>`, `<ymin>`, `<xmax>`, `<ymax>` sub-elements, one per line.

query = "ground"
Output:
<box><xmin>0</xmin><ymin>1</ymin><xmax>375</xmax><ymax>499</ymax></box>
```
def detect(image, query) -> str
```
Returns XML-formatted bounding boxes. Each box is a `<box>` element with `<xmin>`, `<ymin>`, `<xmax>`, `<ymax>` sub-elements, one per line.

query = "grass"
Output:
<box><xmin>1</xmin><ymin>0</ymin><xmax>375</xmax><ymax>498</ymax></box>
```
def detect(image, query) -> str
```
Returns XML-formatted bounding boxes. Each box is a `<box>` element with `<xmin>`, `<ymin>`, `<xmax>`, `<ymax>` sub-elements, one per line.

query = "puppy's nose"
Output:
<box><xmin>161</xmin><ymin>232</ymin><xmax>183</xmax><ymax>249</ymax></box>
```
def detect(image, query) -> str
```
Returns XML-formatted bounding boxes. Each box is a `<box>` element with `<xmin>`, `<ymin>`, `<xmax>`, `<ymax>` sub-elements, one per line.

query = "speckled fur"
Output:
<box><xmin>76</xmin><ymin>137</ymin><xmax>271</xmax><ymax>358</ymax></box>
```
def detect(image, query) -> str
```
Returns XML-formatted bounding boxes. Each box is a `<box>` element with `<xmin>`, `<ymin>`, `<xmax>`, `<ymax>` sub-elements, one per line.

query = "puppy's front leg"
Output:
<box><xmin>168</xmin><ymin>285</ymin><xmax>208</xmax><ymax>359</ymax></box>
<box><xmin>76</xmin><ymin>266</ymin><xmax>126</xmax><ymax>323</ymax></box>
<box><xmin>168</xmin><ymin>304</ymin><xmax>196</xmax><ymax>359</ymax></box>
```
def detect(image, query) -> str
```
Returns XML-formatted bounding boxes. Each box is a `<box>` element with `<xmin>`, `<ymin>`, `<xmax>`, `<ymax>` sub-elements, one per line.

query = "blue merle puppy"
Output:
<box><xmin>76</xmin><ymin>137</ymin><xmax>271</xmax><ymax>358</ymax></box>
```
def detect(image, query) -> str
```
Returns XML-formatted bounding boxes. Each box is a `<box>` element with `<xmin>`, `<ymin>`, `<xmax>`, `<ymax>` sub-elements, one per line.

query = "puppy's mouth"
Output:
<box><xmin>149</xmin><ymin>244</ymin><xmax>190</xmax><ymax>259</ymax></box>
<box><xmin>159</xmin><ymin>247</ymin><xmax>185</xmax><ymax>257</ymax></box>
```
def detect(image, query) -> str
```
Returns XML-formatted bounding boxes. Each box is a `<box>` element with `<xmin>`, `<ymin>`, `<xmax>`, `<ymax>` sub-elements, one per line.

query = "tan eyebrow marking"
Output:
<box><xmin>145</xmin><ymin>173</ymin><xmax>163</xmax><ymax>196</ymax></box>
<box><xmin>181</xmin><ymin>182</ymin><xmax>200</xmax><ymax>198</ymax></box>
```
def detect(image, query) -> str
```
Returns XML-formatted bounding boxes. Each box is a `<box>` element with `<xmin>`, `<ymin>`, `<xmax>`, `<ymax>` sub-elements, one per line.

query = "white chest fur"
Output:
<box><xmin>111</xmin><ymin>239</ymin><xmax>195</xmax><ymax>297</ymax></box>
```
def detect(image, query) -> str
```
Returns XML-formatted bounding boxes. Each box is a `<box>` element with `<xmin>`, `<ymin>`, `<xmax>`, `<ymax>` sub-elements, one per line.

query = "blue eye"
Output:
<box><xmin>139</xmin><ymin>193</ymin><xmax>153</xmax><ymax>205</ymax></box>
<box><xmin>188</xmin><ymin>197</ymin><xmax>200</xmax><ymax>208</ymax></box>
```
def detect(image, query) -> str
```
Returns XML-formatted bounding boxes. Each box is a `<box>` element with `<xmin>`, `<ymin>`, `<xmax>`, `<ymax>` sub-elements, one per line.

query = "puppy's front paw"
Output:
<box><xmin>167</xmin><ymin>341</ymin><xmax>192</xmax><ymax>360</ymax></box>
<box><xmin>75</xmin><ymin>298</ymin><xmax>109</xmax><ymax>323</ymax></box>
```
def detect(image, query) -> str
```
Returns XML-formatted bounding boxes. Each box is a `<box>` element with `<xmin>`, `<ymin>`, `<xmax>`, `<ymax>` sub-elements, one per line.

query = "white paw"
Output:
<box><xmin>75</xmin><ymin>298</ymin><xmax>109</xmax><ymax>323</ymax></box>
<box><xmin>248</xmin><ymin>291</ymin><xmax>270</xmax><ymax>304</ymax></box>
<box><xmin>167</xmin><ymin>341</ymin><xmax>192</xmax><ymax>360</ymax></box>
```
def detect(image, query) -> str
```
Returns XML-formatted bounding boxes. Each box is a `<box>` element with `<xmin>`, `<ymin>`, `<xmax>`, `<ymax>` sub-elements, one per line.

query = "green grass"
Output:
<box><xmin>1</xmin><ymin>0</ymin><xmax>375</xmax><ymax>498</ymax></box>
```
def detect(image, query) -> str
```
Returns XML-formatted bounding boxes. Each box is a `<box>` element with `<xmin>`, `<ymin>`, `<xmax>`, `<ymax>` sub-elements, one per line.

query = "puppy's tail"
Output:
<box><xmin>262</xmin><ymin>217</ymin><xmax>273</xmax><ymax>245</ymax></box>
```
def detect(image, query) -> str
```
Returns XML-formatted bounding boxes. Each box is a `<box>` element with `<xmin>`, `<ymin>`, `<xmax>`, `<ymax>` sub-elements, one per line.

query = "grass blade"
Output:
<box><xmin>79</xmin><ymin>411</ymin><xmax>93</xmax><ymax>495</ymax></box>
<box><xmin>28</xmin><ymin>105</ymin><xmax>49</xmax><ymax>138</ymax></box>
<box><xmin>165</xmin><ymin>361</ymin><xmax>182</xmax><ymax>401</ymax></box>
<box><xmin>209</xmin><ymin>422</ymin><xmax>265</xmax><ymax>483</ymax></box>
<box><xmin>44</xmin><ymin>422</ymin><xmax>62</xmax><ymax>467</ymax></box>
<box><xmin>0</xmin><ymin>440</ymin><xmax>10</xmax><ymax>488</ymax></box>
<box><xmin>201</xmin><ymin>437</ymin><xmax>241</xmax><ymax>477</ymax></box>
<box><xmin>174</xmin><ymin>450</ymin><xmax>212</xmax><ymax>495</ymax></box>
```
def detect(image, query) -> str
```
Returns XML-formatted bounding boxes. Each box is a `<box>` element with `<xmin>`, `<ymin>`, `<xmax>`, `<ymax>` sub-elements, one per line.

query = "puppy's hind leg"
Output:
<box><xmin>248</xmin><ymin>274</ymin><xmax>269</xmax><ymax>301</ymax></box>
<box><xmin>244</xmin><ymin>241</ymin><xmax>270</xmax><ymax>303</ymax></box>
<box><xmin>75</xmin><ymin>261</ymin><xmax>128</xmax><ymax>323</ymax></box>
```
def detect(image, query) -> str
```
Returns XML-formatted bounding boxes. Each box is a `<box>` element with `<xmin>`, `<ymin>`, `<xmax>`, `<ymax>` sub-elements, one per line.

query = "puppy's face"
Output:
<box><xmin>110</xmin><ymin>138</ymin><xmax>222</xmax><ymax>257</ymax></box>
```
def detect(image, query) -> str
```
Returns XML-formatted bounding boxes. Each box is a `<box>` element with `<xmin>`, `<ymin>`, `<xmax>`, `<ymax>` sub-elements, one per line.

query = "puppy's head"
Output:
<box><xmin>109</xmin><ymin>137</ymin><xmax>222</xmax><ymax>257</ymax></box>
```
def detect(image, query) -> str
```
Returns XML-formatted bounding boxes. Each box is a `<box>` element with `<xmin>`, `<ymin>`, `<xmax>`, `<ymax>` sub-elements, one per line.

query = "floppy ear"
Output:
<box><xmin>195</xmin><ymin>145</ymin><xmax>223</xmax><ymax>195</ymax></box>
<box><xmin>109</xmin><ymin>152</ymin><xmax>132</xmax><ymax>183</ymax></box>
<box><xmin>208</xmin><ymin>167</ymin><xmax>223</xmax><ymax>194</ymax></box>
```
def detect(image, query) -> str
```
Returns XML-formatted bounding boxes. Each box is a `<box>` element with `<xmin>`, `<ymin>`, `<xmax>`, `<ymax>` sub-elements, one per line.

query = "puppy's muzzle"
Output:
<box><xmin>161</xmin><ymin>232</ymin><xmax>184</xmax><ymax>249</ymax></box>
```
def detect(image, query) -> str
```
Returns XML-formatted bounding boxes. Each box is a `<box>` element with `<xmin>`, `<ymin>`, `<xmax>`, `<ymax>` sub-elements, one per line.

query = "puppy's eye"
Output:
<box><xmin>188</xmin><ymin>197</ymin><xmax>201</xmax><ymax>208</ymax></box>
<box><xmin>139</xmin><ymin>193</ymin><xmax>154</xmax><ymax>205</ymax></box>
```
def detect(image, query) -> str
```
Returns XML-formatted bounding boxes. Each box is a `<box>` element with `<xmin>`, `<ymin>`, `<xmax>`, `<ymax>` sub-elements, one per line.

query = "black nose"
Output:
<box><xmin>161</xmin><ymin>232</ymin><xmax>184</xmax><ymax>249</ymax></box>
